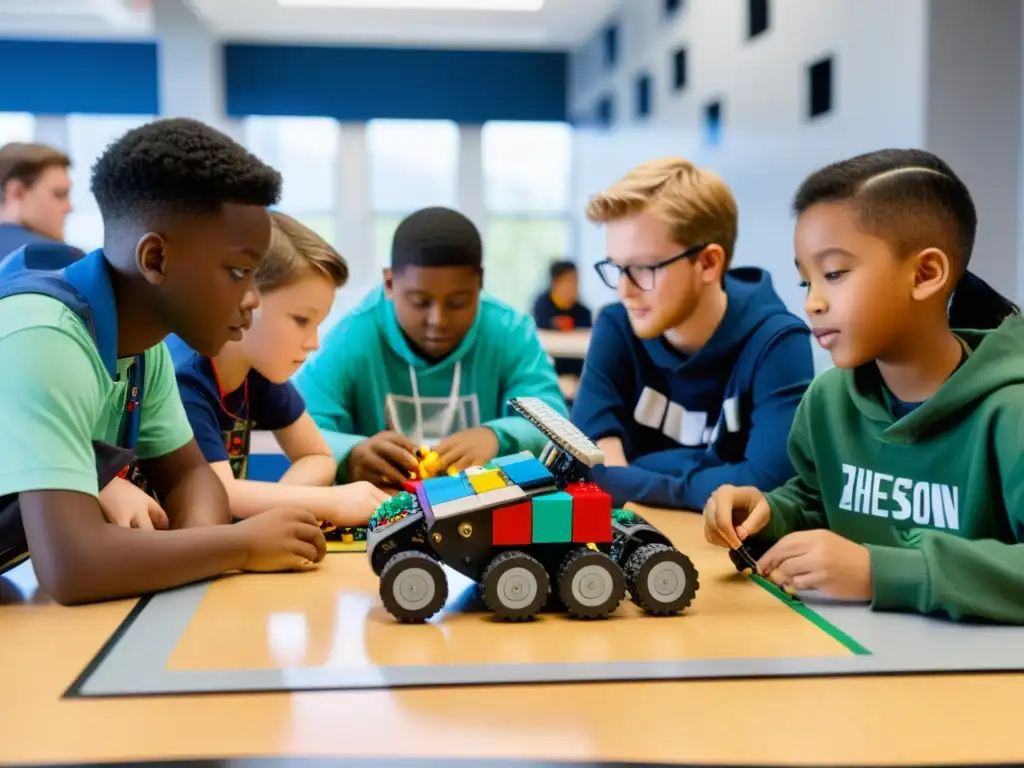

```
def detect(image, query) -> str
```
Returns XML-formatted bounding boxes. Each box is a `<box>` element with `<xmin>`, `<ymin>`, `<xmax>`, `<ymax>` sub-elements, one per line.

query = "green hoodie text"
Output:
<box><xmin>757</xmin><ymin>316</ymin><xmax>1024</xmax><ymax>624</ymax></box>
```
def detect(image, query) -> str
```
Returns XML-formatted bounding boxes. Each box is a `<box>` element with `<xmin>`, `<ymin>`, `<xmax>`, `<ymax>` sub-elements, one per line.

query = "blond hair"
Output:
<box><xmin>255</xmin><ymin>211</ymin><xmax>348</xmax><ymax>292</ymax></box>
<box><xmin>585</xmin><ymin>157</ymin><xmax>738</xmax><ymax>267</ymax></box>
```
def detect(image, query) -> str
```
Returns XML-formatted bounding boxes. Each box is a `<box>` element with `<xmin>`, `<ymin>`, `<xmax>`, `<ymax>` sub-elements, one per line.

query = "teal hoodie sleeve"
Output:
<box><xmin>293</xmin><ymin>316</ymin><xmax>370</xmax><ymax>476</ymax></box>
<box><xmin>868</xmin><ymin>402</ymin><xmax>1024</xmax><ymax>624</ymax></box>
<box><xmin>483</xmin><ymin>312</ymin><xmax>568</xmax><ymax>456</ymax></box>
<box><xmin>757</xmin><ymin>389</ymin><xmax>829</xmax><ymax>541</ymax></box>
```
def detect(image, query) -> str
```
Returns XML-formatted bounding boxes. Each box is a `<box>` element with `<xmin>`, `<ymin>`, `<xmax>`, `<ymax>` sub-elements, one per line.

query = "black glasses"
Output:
<box><xmin>594</xmin><ymin>242</ymin><xmax>710</xmax><ymax>291</ymax></box>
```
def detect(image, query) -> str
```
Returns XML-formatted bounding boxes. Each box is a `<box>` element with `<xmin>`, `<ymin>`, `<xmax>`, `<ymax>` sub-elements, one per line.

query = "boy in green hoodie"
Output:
<box><xmin>703</xmin><ymin>148</ymin><xmax>1024</xmax><ymax>624</ymax></box>
<box><xmin>295</xmin><ymin>206</ymin><xmax>566</xmax><ymax>486</ymax></box>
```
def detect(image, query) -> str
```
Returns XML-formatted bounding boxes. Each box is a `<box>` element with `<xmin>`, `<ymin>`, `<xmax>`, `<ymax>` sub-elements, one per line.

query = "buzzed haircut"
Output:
<box><xmin>0</xmin><ymin>142</ymin><xmax>71</xmax><ymax>203</ymax></box>
<box><xmin>255</xmin><ymin>210</ymin><xmax>349</xmax><ymax>293</ymax></box>
<box><xmin>90</xmin><ymin>117</ymin><xmax>282</xmax><ymax>224</ymax></box>
<box><xmin>792</xmin><ymin>148</ymin><xmax>975</xmax><ymax>272</ymax></box>
<box><xmin>793</xmin><ymin>147</ymin><xmax>1018</xmax><ymax>330</ymax></box>
<box><xmin>391</xmin><ymin>206</ymin><xmax>482</xmax><ymax>271</ymax></box>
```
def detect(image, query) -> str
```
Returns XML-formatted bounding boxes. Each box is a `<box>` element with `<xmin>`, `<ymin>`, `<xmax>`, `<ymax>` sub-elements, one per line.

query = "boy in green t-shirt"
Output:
<box><xmin>0</xmin><ymin>118</ymin><xmax>326</xmax><ymax>604</ymax></box>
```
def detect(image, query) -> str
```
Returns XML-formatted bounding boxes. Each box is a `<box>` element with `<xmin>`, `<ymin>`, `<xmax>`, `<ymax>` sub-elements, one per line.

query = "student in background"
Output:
<box><xmin>532</xmin><ymin>260</ymin><xmax>593</xmax><ymax>399</ymax></box>
<box><xmin>166</xmin><ymin>211</ymin><xmax>389</xmax><ymax>528</ymax></box>
<box><xmin>296</xmin><ymin>206</ymin><xmax>566</xmax><ymax>486</ymax></box>
<box><xmin>704</xmin><ymin>148</ymin><xmax>1024</xmax><ymax>624</ymax></box>
<box><xmin>0</xmin><ymin>142</ymin><xmax>82</xmax><ymax>264</ymax></box>
<box><xmin>572</xmin><ymin>157</ymin><xmax>813</xmax><ymax>511</ymax></box>
<box><xmin>0</xmin><ymin>118</ymin><xmax>326</xmax><ymax>604</ymax></box>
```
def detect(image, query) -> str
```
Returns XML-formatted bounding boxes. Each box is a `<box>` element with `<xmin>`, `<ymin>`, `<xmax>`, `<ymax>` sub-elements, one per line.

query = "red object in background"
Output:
<box><xmin>552</xmin><ymin>315</ymin><xmax>576</xmax><ymax>331</ymax></box>
<box><xmin>492</xmin><ymin>501</ymin><xmax>532</xmax><ymax>545</ymax></box>
<box><xmin>566</xmin><ymin>482</ymin><xmax>613</xmax><ymax>543</ymax></box>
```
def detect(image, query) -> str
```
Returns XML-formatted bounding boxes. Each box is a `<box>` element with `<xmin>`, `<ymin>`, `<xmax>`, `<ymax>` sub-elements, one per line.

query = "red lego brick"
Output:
<box><xmin>567</xmin><ymin>482</ymin><xmax>613</xmax><ymax>543</ymax></box>
<box><xmin>493</xmin><ymin>501</ymin><xmax>532</xmax><ymax>546</ymax></box>
<box><xmin>402</xmin><ymin>479</ymin><xmax>421</xmax><ymax>494</ymax></box>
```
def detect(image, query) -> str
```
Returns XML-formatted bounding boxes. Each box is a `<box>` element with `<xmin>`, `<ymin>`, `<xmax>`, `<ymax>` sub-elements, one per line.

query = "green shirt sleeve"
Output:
<box><xmin>869</xmin><ymin>400</ymin><xmax>1024</xmax><ymax>624</ymax></box>
<box><xmin>134</xmin><ymin>340</ymin><xmax>194</xmax><ymax>461</ymax></box>
<box><xmin>758</xmin><ymin>388</ymin><xmax>829</xmax><ymax>541</ymax></box>
<box><xmin>0</xmin><ymin>326</ymin><xmax>106</xmax><ymax>498</ymax></box>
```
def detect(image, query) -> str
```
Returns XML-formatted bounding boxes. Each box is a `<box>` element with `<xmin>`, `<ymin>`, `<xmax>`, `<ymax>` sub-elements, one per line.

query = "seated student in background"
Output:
<box><xmin>572</xmin><ymin>157</ymin><xmax>813</xmax><ymax>511</ymax></box>
<box><xmin>0</xmin><ymin>142</ymin><xmax>84</xmax><ymax>266</ymax></box>
<box><xmin>295</xmin><ymin>206</ymin><xmax>566</xmax><ymax>486</ymax></box>
<box><xmin>166</xmin><ymin>210</ymin><xmax>389</xmax><ymax>529</ymax></box>
<box><xmin>532</xmin><ymin>260</ymin><xmax>593</xmax><ymax>402</ymax></box>
<box><xmin>0</xmin><ymin>118</ymin><xmax>326</xmax><ymax>605</ymax></box>
<box><xmin>704</xmin><ymin>148</ymin><xmax>1024</xmax><ymax>624</ymax></box>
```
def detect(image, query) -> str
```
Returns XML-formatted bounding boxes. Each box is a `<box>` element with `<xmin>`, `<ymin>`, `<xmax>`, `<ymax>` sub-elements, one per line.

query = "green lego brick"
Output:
<box><xmin>531</xmin><ymin>491</ymin><xmax>573</xmax><ymax>543</ymax></box>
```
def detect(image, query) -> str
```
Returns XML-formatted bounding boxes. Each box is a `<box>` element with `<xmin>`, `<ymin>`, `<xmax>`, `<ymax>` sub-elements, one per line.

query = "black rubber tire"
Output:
<box><xmin>379</xmin><ymin>550</ymin><xmax>448</xmax><ymax>623</ymax></box>
<box><xmin>624</xmin><ymin>543</ymin><xmax>699</xmax><ymax>615</ymax></box>
<box><xmin>557</xmin><ymin>548</ymin><xmax>625</xmax><ymax>619</ymax></box>
<box><xmin>481</xmin><ymin>550</ymin><xmax>550</xmax><ymax>621</ymax></box>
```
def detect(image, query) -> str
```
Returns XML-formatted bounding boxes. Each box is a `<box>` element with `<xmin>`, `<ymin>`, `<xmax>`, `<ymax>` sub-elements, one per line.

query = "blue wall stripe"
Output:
<box><xmin>0</xmin><ymin>39</ymin><xmax>158</xmax><ymax>115</ymax></box>
<box><xmin>224</xmin><ymin>43</ymin><xmax>568</xmax><ymax>124</ymax></box>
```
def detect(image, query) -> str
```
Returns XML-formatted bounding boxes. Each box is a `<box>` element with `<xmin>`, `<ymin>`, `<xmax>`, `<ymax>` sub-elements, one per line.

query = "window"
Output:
<box><xmin>808</xmin><ymin>56</ymin><xmax>834</xmax><ymax>119</ymax></box>
<box><xmin>0</xmin><ymin>112</ymin><xmax>34</xmax><ymax>146</ymax></box>
<box><xmin>748</xmin><ymin>0</ymin><xmax>769</xmax><ymax>39</ymax></box>
<box><xmin>602</xmin><ymin>24</ymin><xmax>618</xmax><ymax>69</ymax></box>
<box><xmin>482</xmin><ymin>122</ymin><xmax>573</xmax><ymax>312</ymax></box>
<box><xmin>635</xmin><ymin>73</ymin><xmax>653</xmax><ymax>119</ymax></box>
<box><xmin>64</xmin><ymin>114</ymin><xmax>155</xmax><ymax>253</ymax></box>
<box><xmin>597</xmin><ymin>95</ymin><xmax>615</xmax><ymax>128</ymax></box>
<box><xmin>244</xmin><ymin>117</ymin><xmax>340</xmax><ymax>245</ymax></box>
<box><xmin>367</xmin><ymin>119</ymin><xmax>459</xmax><ymax>269</ymax></box>
<box><xmin>672</xmin><ymin>48</ymin><xmax>688</xmax><ymax>91</ymax></box>
<box><xmin>482</xmin><ymin>122</ymin><xmax>571</xmax><ymax>214</ymax></box>
<box><xmin>704</xmin><ymin>99</ymin><xmax>723</xmax><ymax>146</ymax></box>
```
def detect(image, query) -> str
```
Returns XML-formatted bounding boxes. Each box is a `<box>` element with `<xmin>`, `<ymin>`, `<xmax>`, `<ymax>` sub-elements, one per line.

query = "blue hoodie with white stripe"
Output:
<box><xmin>571</xmin><ymin>267</ymin><xmax>813</xmax><ymax>511</ymax></box>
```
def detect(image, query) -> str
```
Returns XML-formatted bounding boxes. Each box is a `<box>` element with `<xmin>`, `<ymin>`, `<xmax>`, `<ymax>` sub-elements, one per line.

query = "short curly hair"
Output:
<box><xmin>90</xmin><ymin>117</ymin><xmax>282</xmax><ymax>223</ymax></box>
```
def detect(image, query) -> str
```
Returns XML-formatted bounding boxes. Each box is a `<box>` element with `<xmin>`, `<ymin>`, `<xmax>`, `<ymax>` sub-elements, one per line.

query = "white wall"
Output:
<box><xmin>568</xmin><ymin>0</ymin><xmax>930</xmax><ymax>374</ymax></box>
<box><xmin>924</xmin><ymin>0</ymin><xmax>1023</xmax><ymax>302</ymax></box>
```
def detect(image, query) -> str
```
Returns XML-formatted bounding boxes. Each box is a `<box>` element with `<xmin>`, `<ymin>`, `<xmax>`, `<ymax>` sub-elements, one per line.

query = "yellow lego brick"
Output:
<box><xmin>468</xmin><ymin>468</ymin><xmax>506</xmax><ymax>493</ymax></box>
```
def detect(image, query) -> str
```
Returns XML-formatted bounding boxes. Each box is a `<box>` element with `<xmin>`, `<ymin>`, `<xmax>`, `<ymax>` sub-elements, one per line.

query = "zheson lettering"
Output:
<box><xmin>838</xmin><ymin>463</ymin><xmax>960</xmax><ymax>531</ymax></box>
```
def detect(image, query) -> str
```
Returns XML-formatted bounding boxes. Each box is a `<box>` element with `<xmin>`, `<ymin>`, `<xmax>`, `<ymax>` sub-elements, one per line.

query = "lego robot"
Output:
<box><xmin>366</xmin><ymin>396</ymin><xmax>699</xmax><ymax>623</ymax></box>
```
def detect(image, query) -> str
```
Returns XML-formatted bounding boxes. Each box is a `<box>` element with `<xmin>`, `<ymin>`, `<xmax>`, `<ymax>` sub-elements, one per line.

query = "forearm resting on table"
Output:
<box><xmin>211</xmin><ymin>463</ymin><xmax>358</xmax><ymax>524</ymax></box>
<box><xmin>597</xmin><ymin>436</ymin><xmax>628</xmax><ymax>467</ymax></box>
<box><xmin>278</xmin><ymin>454</ymin><xmax>336</xmax><ymax>487</ymax></box>
<box><xmin>20</xmin><ymin>490</ymin><xmax>247</xmax><ymax>605</ymax></box>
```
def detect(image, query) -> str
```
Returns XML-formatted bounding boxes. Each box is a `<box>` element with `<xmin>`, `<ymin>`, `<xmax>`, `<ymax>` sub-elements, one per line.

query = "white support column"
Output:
<box><xmin>322</xmin><ymin>122</ymin><xmax>373</xmax><ymax>328</ymax></box>
<box><xmin>33</xmin><ymin>116</ymin><xmax>69</xmax><ymax>151</ymax></box>
<box><xmin>457</xmin><ymin>124</ymin><xmax>486</xmax><ymax>234</ymax></box>
<box><xmin>151</xmin><ymin>0</ymin><xmax>234</xmax><ymax>133</ymax></box>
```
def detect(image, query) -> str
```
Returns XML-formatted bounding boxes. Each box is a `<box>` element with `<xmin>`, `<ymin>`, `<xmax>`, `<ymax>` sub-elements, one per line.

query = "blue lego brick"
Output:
<box><xmin>503</xmin><ymin>457</ymin><xmax>555</xmax><ymax>489</ymax></box>
<box><xmin>422</xmin><ymin>475</ymin><xmax>472</xmax><ymax>506</ymax></box>
<box><xmin>491</xmin><ymin>452</ymin><xmax>533</xmax><ymax>468</ymax></box>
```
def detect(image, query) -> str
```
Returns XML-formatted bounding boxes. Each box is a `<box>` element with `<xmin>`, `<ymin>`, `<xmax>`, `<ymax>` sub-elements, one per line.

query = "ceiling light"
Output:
<box><xmin>276</xmin><ymin>0</ymin><xmax>545</xmax><ymax>10</ymax></box>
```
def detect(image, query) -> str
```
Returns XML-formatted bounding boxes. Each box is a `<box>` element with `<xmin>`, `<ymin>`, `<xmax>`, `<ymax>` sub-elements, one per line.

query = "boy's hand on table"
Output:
<box><xmin>233</xmin><ymin>507</ymin><xmax>327</xmax><ymax>572</ymax></box>
<box><xmin>756</xmin><ymin>530</ymin><xmax>872</xmax><ymax>600</ymax></box>
<box><xmin>703</xmin><ymin>484</ymin><xmax>771</xmax><ymax>548</ymax></box>
<box><xmin>99</xmin><ymin>476</ymin><xmax>169</xmax><ymax>530</ymax></box>
<box><xmin>436</xmin><ymin>427</ymin><xmax>499</xmax><ymax>472</ymax></box>
<box><xmin>322</xmin><ymin>482</ymin><xmax>392</xmax><ymax>527</ymax></box>
<box><xmin>347</xmin><ymin>431</ymin><xmax>419</xmax><ymax>486</ymax></box>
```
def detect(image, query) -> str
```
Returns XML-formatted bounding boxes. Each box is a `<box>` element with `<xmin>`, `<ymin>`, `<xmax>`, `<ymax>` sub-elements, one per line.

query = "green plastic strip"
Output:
<box><xmin>751</xmin><ymin>574</ymin><xmax>871</xmax><ymax>656</ymax></box>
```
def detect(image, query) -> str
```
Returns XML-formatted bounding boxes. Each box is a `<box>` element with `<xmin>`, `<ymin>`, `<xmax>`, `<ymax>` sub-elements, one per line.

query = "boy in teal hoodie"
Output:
<box><xmin>703</xmin><ymin>149</ymin><xmax>1024</xmax><ymax>624</ymax></box>
<box><xmin>295</xmin><ymin>206</ymin><xmax>566</xmax><ymax>486</ymax></box>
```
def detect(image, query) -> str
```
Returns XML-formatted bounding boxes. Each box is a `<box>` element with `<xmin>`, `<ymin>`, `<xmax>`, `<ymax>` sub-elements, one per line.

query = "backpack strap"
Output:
<box><xmin>0</xmin><ymin>246</ymin><xmax>146</xmax><ymax>450</ymax></box>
